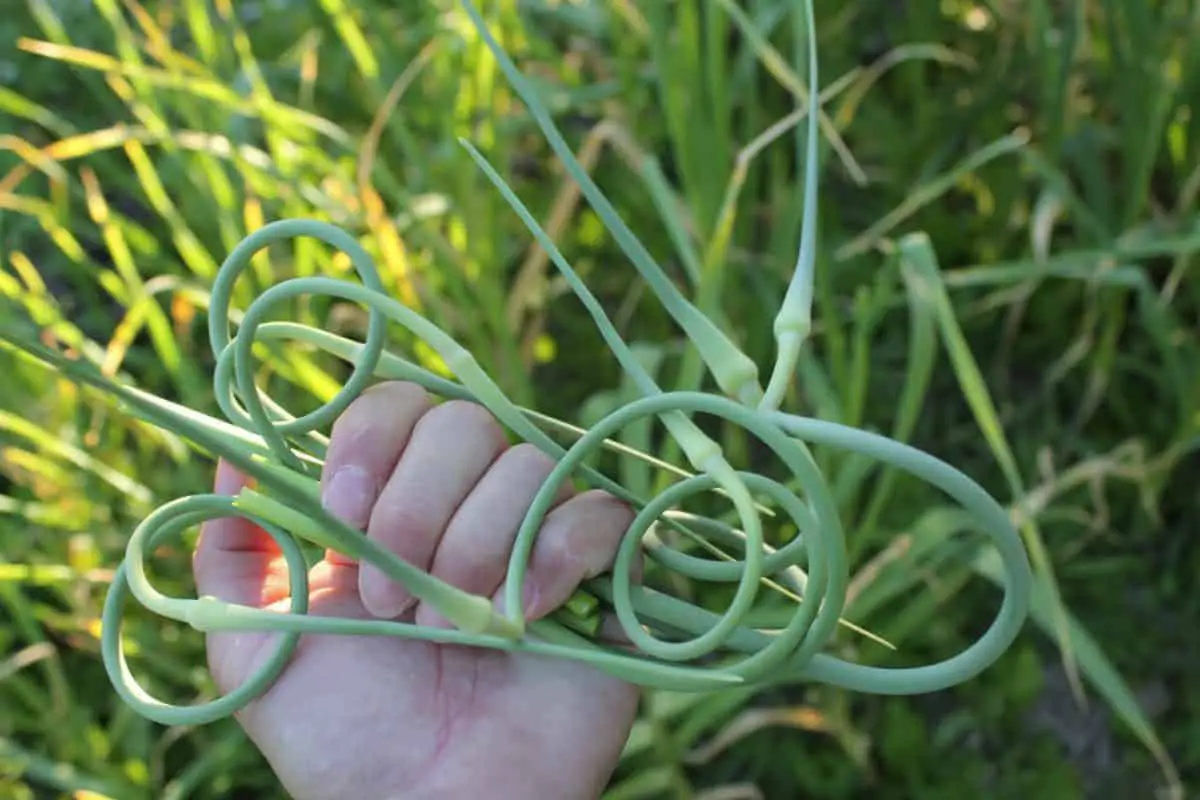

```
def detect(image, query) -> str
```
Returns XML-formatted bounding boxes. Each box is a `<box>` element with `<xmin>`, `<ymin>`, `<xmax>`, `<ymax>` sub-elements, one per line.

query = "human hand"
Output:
<box><xmin>193</xmin><ymin>381</ymin><xmax>641</xmax><ymax>799</ymax></box>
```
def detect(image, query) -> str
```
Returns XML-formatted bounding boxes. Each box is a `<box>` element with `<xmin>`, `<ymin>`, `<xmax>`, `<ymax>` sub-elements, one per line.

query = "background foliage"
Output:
<box><xmin>1</xmin><ymin>0</ymin><xmax>1197</xmax><ymax>797</ymax></box>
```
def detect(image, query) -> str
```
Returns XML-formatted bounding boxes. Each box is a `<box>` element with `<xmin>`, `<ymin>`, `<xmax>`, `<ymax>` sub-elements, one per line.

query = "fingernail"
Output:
<box><xmin>322</xmin><ymin>466</ymin><xmax>374</xmax><ymax>528</ymax></box>
<box><xmin>363</xmin><ymin>580</ymin><xmax>415</xmax><ymax>619</ymax></box>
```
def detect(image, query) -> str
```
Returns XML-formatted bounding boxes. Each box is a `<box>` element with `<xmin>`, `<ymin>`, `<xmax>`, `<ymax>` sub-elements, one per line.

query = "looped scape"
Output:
<box><xmin>75</xmin><ymin>0</ymin><xmax>1035</xmax><ymax>730</ymax></box>
<box><xmin>90</xmin><ymin>216</ymin><xmax>1032</xmax><ymax>727</ymax></box>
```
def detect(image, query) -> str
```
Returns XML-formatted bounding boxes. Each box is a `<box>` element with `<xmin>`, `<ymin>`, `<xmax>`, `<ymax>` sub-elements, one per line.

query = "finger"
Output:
<box><xmin>362</xmin><ymin>399</ymin><xmax>508</xmax><ymax>618</ymax></box>
<box><xmin>319</xmin><ymin>381</ymin><xmax>432</xmax><ymax>565</ymax></box>
<box><xmin>193</xmin><ymin>458</ymin><xmax>287</xmax><ymax>608</ymax></box>
<box><xmin>501</xmin><ymin>489</ymin><xmax>637</xmax><ymax>621</ymax></box>
<box><xmin>414</xmin><ymin>443</ymin><xmax>573</xmax><ymax>628</ymax></box>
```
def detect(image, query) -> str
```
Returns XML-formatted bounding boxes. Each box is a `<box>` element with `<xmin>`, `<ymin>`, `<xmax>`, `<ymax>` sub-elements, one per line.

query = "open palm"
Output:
<box><xmin>193</xmin><ymin>382</ymin><xmax>640</xmax><ymax>799</ymax></box>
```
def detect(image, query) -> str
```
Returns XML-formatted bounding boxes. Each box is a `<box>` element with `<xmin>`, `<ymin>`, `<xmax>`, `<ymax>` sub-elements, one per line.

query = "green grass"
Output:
<box><xmin>2</xmin><ymin>0</ymin><xmax>1198</xmax><ymax>797</ymax></box>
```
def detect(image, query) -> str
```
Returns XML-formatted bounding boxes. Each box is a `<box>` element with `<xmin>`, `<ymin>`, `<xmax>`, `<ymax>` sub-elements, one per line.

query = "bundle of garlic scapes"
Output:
<box><xmin>0</xmin><ymin>0</ymin><xmax>1032</xmax><ymax>729</ymax></box>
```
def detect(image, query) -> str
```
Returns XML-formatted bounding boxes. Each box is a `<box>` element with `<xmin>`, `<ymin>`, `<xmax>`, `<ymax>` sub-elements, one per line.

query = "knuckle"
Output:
<box><xmin>581</xmin><ymin>489</ymin><xmax>635</xmax><ymax>525</ymax></box>
<box><xmin>574</xmin><ymin>491</ymin><xmax>633</xmax><ymax>576</ymax></box>
<box><xmin>538</xmin><ymin>530</ymin><xmax>578</xmax><ymax>574</ymax></box>
<box><xmin>333</xmin><ymin>381</ymin><xmax>427</xmax><ymax>435</ymax></box>
<box><xmin>328</xmin><ymin>415</ymin><xmax>373</xmax><ymax>454</ymax></box>
<box><xmin>531</xmin><ymin>490</ymin><xmax>634</xmax><ymax>588</ymax></box>
<box><xmin>371</xmin><ymin>500</ymin><xmax>436</xmax><ymax>543</ymax></box>
<box><xmin>428</xmin><ymin>398</ymin><xmax>498</xmax><ymax>429</ymax></box>
<box><xmin>502</xmin><ymin>442</ymin><xmax>557</xmax><ymax>475</ymax></box>
<box><xmin>362</xmin><ymin>380</ymin><xmax>421</xmax><ymax>398</ymax></box>
<box><xmin>440</xmin><ymin>548</ymin><xmax>502</xmax><ymax>589</ymax></box>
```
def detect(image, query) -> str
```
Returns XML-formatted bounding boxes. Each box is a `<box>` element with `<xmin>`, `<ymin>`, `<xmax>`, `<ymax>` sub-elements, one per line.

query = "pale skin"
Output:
<box><xmin>193</xmin><ymin>381</ymin><xmax>641</xmax><ymax>799</ymax></box>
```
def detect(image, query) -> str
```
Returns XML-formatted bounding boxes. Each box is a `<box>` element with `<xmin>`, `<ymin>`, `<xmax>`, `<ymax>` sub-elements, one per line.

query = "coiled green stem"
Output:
<box><xmin>79</xmin><ymin>213</ymin><xmax>1032</xmax><ymax>727</ymax></box>
<box><xmin>0</xmin><ymin>0</ymin><xmax>1033</xmax><ymax>729</ymax></box>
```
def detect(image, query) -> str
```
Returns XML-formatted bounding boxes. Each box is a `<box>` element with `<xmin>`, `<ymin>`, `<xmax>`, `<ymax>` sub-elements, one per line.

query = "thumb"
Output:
<box><xmin>192</xmin><ymin>458</ymin><xmax>286</xmax><ymax>609</ymax></box>
<box><xmin>192</xmin><ymin>459</ymin><xmax>294</xmax><ymax>694</ymax></box>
